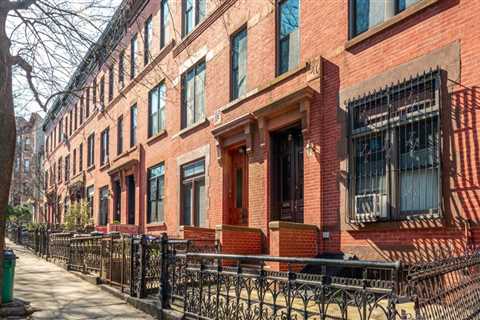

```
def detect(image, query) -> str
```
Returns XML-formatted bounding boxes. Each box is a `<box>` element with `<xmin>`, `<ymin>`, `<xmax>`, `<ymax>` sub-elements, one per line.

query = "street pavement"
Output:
<box><xmin>5</xmin><ymin>238</ymin><xmax>153</xmax><ymax>319</ymax></box>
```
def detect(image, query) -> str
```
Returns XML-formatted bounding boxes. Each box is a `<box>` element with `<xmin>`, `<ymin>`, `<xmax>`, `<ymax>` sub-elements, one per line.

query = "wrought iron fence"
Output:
<box><xmin>407</xmin><ymin>249</ymin><xmax>480</xmax><ymax>320</ymax></box>
<box><xmin>48</xmin><ymin>232</ymin><xmax>73</xmax><ymax>263</ymax></box>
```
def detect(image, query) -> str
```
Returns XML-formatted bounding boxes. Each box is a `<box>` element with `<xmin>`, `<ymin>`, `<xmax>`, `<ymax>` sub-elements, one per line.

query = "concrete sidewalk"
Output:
<box><xmin>5</xmin><ymin>238</ymin><xmax>153</xmax><ymax>319</ymax></box>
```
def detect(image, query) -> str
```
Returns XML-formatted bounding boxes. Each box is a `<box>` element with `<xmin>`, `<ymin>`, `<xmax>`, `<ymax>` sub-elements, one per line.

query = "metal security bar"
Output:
<box><xmin>347</xmin><ymin>68</ymin><xmax>443</xmax><ymax>223</ymax></box>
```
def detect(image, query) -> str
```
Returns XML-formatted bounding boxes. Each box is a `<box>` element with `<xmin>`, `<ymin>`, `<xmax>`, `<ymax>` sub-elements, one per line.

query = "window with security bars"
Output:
<box><xmin>347</xmin><ymin>69</ymin><xmax>443</xmax><ymax>222</ymax></box>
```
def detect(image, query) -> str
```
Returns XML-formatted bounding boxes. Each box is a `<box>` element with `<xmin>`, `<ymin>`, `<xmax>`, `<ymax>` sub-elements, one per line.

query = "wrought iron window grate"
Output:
<box><xmin>347</xmin><ymin>68</ymin><xmax>443</xmax><ymax>223</ymax></box>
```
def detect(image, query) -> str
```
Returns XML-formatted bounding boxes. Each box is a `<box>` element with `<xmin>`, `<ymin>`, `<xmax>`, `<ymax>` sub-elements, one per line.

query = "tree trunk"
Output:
<box><xmin>0</xmin><ymin>8</ymin><xmax>17</xmax><ymax>304</ymax></box>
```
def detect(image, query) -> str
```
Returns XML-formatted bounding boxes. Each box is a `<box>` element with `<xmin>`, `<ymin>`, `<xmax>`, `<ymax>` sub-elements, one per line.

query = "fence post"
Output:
<box><xmin>158</xmin><ymin>233</ymin><xmax>169</xmax><ymax>309</ymax></box>
<box><xmin>130</xmin><ymin>236</ymin><xmax>135</xmax><ymax>296</ymax></box>
<box><xmin>136</xmin><ymin>234</ymin><xmax>147</xmax><ymax>298</ymax></box>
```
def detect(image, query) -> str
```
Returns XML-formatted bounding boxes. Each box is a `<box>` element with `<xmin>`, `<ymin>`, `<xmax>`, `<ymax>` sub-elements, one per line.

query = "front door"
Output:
<box><xmin>228</xmin><ymin>146</ymin><xmax>248</xmax><ymax>225</ymax></box>
<box><xmin>271</xmin><ymin>125</ymin><xmax>304</xmax><ymax>222</ymax></box>
<box><xmin>127</xmin><ymin>175</ymin><xmax>135</xmax><ymax>225</ymax></box>
<box><xmin>113</xmin><ymin>179</ymin><xmax>121</xmax><ymax>222</ymax></box>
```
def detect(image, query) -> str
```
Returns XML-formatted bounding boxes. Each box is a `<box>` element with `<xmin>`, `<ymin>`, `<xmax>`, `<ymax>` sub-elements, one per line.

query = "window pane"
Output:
<box><xmin>182</xmin><ymin>182</ymin><xmax>193</xmax><ymax>225</ymax></box>
<box><xmin>185</xmin><ymin>69</ymin><xmax>195</xmax><ymax>127</ymax></box>
<box><xmin>157</xmin><ymin>175</ymin><xmax>165</xmax><ymax>222</ymax></box>
<box><xmin>150</xmin><ymin>88</ymin><xmax>159</xmax><ymax>135</ymax></box>
<box><xmin>196</xmin><ymin>179</ymin><xmax>206</xmax><ymax>227</ymax></box>
<box><xmin>159</xmin><ymin>83</ymin><xmax>166</xmax><ymax>130</ymax></box>
<box><xmin>232</xmin><ymin>28</ymin><xmax>247</xmax><ymax>99</ymax></box>
<box><xmin>279</xmin><ymin>0</ymin><xmax>299</xmax><ymax>74</ymax></box>
<box><xmin>399</xmin><ymin>118</ymin><xmax>439</xmax><ymax>213</ymax></box>
<box><xmin>185</xmin><ymin>0</ymin><xmax>194</xmax><ymax>34</ymax></box>
<box><xmin>398</xmin><ymin>0</ymin><xmax>420</xmax><ymax>11</ymax></box>
<box><xmin>354</xmin><ymin>0</ymin><xmax>385</xmax><ymax>35</ymax></box>
<box><xmin>194</xmin><ymin>62</ymin><xmax>205</xmax><ymax>122</ymax></box>
<box><xmin>197</xmin><ymin>0</ymin><xmax>206</xmax><ymax>22</ymax></box>
<box><xmin>182</xmin><ymin>159</ymin><xmax>205</xmax><ymax>178</ymax></box>
<box><xmin>161</xmin><ymin>0</ymin><xmax>170</xmax><ymax>46</ymax></box>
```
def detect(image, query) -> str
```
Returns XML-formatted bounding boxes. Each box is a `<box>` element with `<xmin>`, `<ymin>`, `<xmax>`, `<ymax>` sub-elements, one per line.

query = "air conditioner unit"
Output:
<box><xmin>355</xmin><ymin>193</ymin><xmax>388</xmax><ymax>221</ymax></box>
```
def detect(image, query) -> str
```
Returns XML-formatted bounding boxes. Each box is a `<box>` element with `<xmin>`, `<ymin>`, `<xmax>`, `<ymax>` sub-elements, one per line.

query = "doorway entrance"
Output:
<box><xmin>271</xmin><ymin>124</ymin><xmax>304</xmax><ymax>223</ymax></box>
<box><xmin>126</xmin><ymin>175</ymin><xmax>135</xmax><ymax>225</ymax></box>
<box><xmin>228</xmin><ymin>145</ymin><xmax>248</xmax><ymax>225</ymax></box>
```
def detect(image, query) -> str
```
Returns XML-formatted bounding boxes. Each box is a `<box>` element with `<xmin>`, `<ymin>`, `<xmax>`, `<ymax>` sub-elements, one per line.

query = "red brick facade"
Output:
<box><xmin>42</xmin><ymin>0</ymin><xmax>480</xmax><ymax>264</ymax></box>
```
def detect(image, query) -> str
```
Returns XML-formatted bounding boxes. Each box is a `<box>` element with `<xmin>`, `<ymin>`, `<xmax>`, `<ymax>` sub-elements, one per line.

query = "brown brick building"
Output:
<box><xmin>10</xmin><ymin>113</ymin><xmax>45</xmax><ymax>221</ymax></box>
<box><xmin>42</xmin><ymin>0</ymin><xmax>480</xmax><ymax>264</ymax></box>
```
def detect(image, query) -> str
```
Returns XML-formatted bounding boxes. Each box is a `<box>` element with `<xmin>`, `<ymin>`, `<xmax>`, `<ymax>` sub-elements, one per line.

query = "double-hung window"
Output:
<box><xmin>148</xmin><ymin>83</ymin><xmax>166</xmax><ymax>137</ymax></box>
<box><xmin>160</xmin><ymin>0</ymin><xmax>170</xmax><ymax>48</ymax></box>
<box><xmin>80</xmin><ymin>96</ymin><xmax>84</xmax><ymax>124</ymax></box>
<box><xmin>147</xmin><ymin>163</ymin><xmax>165</xmax><ymax>223</ymax></box>
<box><xmin>119</xmin><ymin>50</ymin><xmax>125</xmax><ymax>88</ymax></box>
<box><xmin>65</xmin><ymin>155</ymin><xmax>70</xmax><ymax>182</ymax></box>
<box><xmin>277</xmin><ymin>0</ymin><xmax>299</xmax><ymax>75</ymax></box>
<box><xmin>86</xmin><ymin>185</ymin><xmax>94</xmax><ymax>218</ymax></box>
<box><xmin>350</xmin><ymin>0</ymin><xmax>421</xmax><ymax>37</ymax></box>
<box><xmin>144</xmin><ymin>16</ymin><xmax>153</xmax><ymax>66</ymax></box>
<box><xmin>108</xmin><ymin>65</ymin><xmax>114</xmax><ymax>102</ymax></box>
<box><xmin>181</xmin><ymin>158</ymin><xmax>206</xmax><ymax>227</ymax></box>
<box><xmin>86</xmin><ymin>87</ymin><xmax>90</xmax><ymax>117</ymax></box>
<box><xmin>182</xmin><ymin>0</ymin><xmax>206</xmax><ymax>36</ymax></box>
<box><xmin>73</xmin><ymin>149</ymin><xmax>77</xmax><ymax>176</ymax></box>
<box><xmin>348</xmin><ymin>69</ymin><xmax>442</xmax><ymax>222</ymax></box>
<box><xmin>99</xmin><ymin>76</ymin><xmax>105</xmax><ymax>106</ymax></box>
<box><xmin>87</xmin><ymin>133</ymin><xmax>95</xmax><ymax>167</ymax></box>
<box><xmin>130</xmin><ymin>34</ymin><xmax>138</xmax><ymax>79</ymax></box>
<box><xmin>79</xmin><ymin>143</ymin><xmax>83</xmax><ymax>171</ymax></box>
<box><xmin>231</xmin><ymin>27</ymin><xmax>247</xmax><ymax>100</ymax></box>
<box><xmin>100</xmin><ymin>128</ymin><xmax>109</xmax><ymax>166</ymax></box>
<box><xmin>130</xmin><ymin>104</ymin><xmax>137</xmax><ymax>147</ymax></box>
<box><xmin>117</xmin><ymin>116</ymin><xmax>123</xmax><ymax>155</ymax></box>
<box><xmin>99</xmin><ymin>186</ymin><xmax>109</xmax><ymax>226</ymax></box>
<box><xmin>181</xmin><ymin>60</ymin><xmax>205</xmax><ymax>128</ymax></box>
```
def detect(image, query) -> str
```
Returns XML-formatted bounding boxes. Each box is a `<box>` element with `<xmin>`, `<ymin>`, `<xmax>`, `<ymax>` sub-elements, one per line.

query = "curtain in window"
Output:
<box><xmin>196</xmin><ymin>179</ymin><xmax>206</xmax><ymax>227</ymax></box>
<box><xmin>398</xmin><ymin>0</ymin><xmax>420</xmax><ymax>11</ymax></box>
<box><xmin>194</xmin><ymin>62</ymin><xmax>205</xmax><ymax>122</ymax></box>
<box><xmin>355</xmin><ymin>0</ymin><xmax>385</xmax><ymax>35</ymax></box>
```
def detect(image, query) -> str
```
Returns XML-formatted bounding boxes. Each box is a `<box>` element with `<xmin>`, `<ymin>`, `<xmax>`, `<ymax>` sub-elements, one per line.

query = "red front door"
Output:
<box><xmin>228</xmin><ymin>146</ymin><xmax>248</xmax><ymax>225</ymax></box>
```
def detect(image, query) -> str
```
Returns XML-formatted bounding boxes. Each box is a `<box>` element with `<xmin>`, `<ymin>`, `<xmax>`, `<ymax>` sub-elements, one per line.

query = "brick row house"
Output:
<box><xmin>42</xmin><ymin>0</ymin><xmax>480</xmax><ymax>265</ymax></box>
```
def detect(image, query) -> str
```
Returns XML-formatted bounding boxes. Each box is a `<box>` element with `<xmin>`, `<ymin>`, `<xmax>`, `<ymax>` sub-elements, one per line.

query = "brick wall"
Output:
<box><xmin>215</xmin><ymin>225</ymin><xmax>263</xmax><ymax>255</ymax></box>
<box><xmin>268</xmin><ymin>221</ymin><xmax>319</xmax><ymax>271</ymax></box>
<box><xmin>179</xmin><ymin>226</ymin><xmax>216</xmax><ymax>241</ymax></box>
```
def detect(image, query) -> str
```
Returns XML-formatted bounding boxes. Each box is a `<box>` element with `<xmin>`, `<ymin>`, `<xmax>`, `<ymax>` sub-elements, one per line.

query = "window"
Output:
<box><xmin>277</xmin><ymin>0</ymin><xmax>299</xmax><ymax>75</ymax></box>
<box><xmin>58</xmin><ymin>157</ymin><xmax>62</xmax><ymax>183</ymax></box>
<box><xmin>69</xmin><ymin>111</ymin><xmax>72</xmax><ymax>136</ymax></box>
<box><xmin>99</xmin><ymin>76</ymin><xmax>105</xmax><ymax>106</ymax></box>
<box><xmin>181</xmin><ymin>158</ymin><xmax>206</xmax><ymax>226</ymax></box>
<box><xmin>147</xmin><ymin>163</ymin><xmax>165</xmax><ymax>223</ymax></box>
<box><xmin>108</xmin><ymin>65</ymin><xmax>114</xmax><ymax>101</ymax></box>
<box><xmin>181</xmin><ymin>60</ymin><xmax>205</xmax><ymax>128</ymax></box>
<box><xmin>64</xmin><ymin>155</ymin><xmax>70</xmax><ymax>181</ymax></box>
<box><xmin>183</xmin><ymin>0</ymin><xmax>206</xmax><ymax>36</ymax></box>
<box><xmin>79</xmin><ymin>143</ymin><xmax>83</xmax><ymax>171</ymax></box>
<box><xmin>86</xmin><ymin>87</ymin><xmax>90</xmax><ymax>118</ymax></box>
<box><xmin>119</xmin><ymin>50</ymin><xmax>125</xmax><ymax>88</ymax></box>
<box><xmin>80</xmin><ymin>96</ymin><xmax>84</xmax><ymax>124</ymax></box>
<box><xmin>24</xmin><ymin>137</ymin><xmax>30</xmax><ymax>147</ymax></box>
<box><xmin>58</xmin><ymin>120</ymin><xmax>63</xmax><ymax>143</ymax></box>
<box><xmin>350</xmin><ymin>0</ymin><xmax>420</xmax><ymax>37</ymax></box>
<box><xmin>148</xmin><ymin>82</ymin><xmax>166</xmax><ymax>137</ymax></box>
<box><xmin>348</xmin><ymin>69</ymin><xmax>441</xmax><ymax>222</ymax></box>
<box><xmin>130</xmin><ymin>34</ymin><xmax>138</xmax><ymax>79</ymax></box>
<box><xmin>231</xmin><ymin>27</ymin><xmax>247</xmax><ymax>100</ymax></box>
<box><xmin>45</xmin><ymin>171</ymin><xmax>48</xmax><ymax>189</ymax></box>
<box><xmin>87</xmin><ymin>133</ymin><xmax>95</xmax><ymax>167</ymax></box>
<box><xmin>93</xmin><ymin>79</ymin><xmax>97</xmax><ymax>105</ymax></box>
<box><xmin>24</xmin><ymin>159</ymin><xmax>30</xmax><ymax>174</ymax></box>
<box><xmin>117</xmin><ymin>116</ymin><xmax>123</xmax><ymax>155</ymax></box>
<box><xmin>130</xmin><ymin>104</ymin><xmax>137</xmax><ymax>147</ymax></box>
<box><xmin>73</xmin><ymin>148</ymin><xmax>77</xmax><ymax>176</ymax></box>
<box><xmin>160</xmin><ymin>0</ymin><xmax>170</xmax><ymax>48</ymax></box>
<box><xmin>99</xmin><ymin>186</ymin><xmax>109</xmax><ymax>226</ymax></box>
<box><xmin>144</xmin><ymin>16</ymin><xmax>153</xmax><ymax>66</ymax></box>
<box><xmin>86</xmin><ymin>185</ymin><xmax>94</xmax><ymax>218</ymax></box>
<box><xmin>100</xmin><ymin>128</ymin><xmax>109</xmax><ymax>166</ymax></box>
<box><xmin>74</xmin><ymin>104</ymin><xmax>78</xmax><ymax>131</ymax></box>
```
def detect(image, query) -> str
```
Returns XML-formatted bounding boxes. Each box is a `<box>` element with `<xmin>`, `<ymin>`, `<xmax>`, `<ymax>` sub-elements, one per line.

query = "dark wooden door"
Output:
<box><xmin>272</xmin><ymin>126</ymin><xmax>304</xmax><ymax>222</ymax></box>
<box><xmin>229</xmin><ymin>146</ymin><xmax>248</xmax><ymax>225</ymax></box>
<box><xmin>127</xmin><ymin>175</ymin><xmax>135</xmax><ymax>225</ymax></box>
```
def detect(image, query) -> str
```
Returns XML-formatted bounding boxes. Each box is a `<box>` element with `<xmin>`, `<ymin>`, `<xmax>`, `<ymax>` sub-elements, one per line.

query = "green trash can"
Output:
<box><xmin>2</xmin><ymin>250</ymin><xmax>16</xmax><ymax>303</ymax></box>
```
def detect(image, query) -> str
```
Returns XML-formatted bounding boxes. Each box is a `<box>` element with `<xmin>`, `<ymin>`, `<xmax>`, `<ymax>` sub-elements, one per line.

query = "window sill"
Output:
<box><xmin>146</xmin><ymin>129</ymin><xmax>167</xmax><ymax>146</ymax></box>
<box><xmin>345</xmin><ymin>0</ymin><xmax>440</xmax><ymax>50</ymax></box>
<box><xmin>174</xmin><ymin>118</ymin><xmax>209</xmax><ymax>138</ymax></box>
<box><xmin>99</xmin><ymin>162</ymin><xmax>110</xmax><ymax>171</ymax></box>
<box><xmin>113</xmin><ymin>144</ymin><xmax>138</xmax><ymax>162</ymax></box>
<box><xmin>348</xmin><ymin>212</ymin><xmax>441</xmax><ymax>225</ymax></box>
<box><xmin>86</xmin><ymin>164</ymin><xmax>95</xmax><ymax>172</ymax></box>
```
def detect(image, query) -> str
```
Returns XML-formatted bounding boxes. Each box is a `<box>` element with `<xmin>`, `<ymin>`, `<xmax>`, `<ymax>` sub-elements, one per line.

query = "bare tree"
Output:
<box><xmin>0</xmin><ymin>0</ymin><xmax>118</xmax><ymax>304</ymax></box>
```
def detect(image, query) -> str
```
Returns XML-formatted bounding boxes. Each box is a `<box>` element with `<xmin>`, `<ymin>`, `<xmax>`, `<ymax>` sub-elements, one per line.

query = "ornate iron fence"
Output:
<box><xmin>407</xmin><ymin>248</ymin><xmax>480</xmax><ymax>320</ymax></box>
<box><xmin>48</xmin><ymin>232</ymin><xmax>72</xmax><ymax>263</ymax></box>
